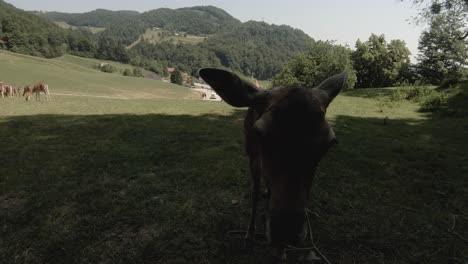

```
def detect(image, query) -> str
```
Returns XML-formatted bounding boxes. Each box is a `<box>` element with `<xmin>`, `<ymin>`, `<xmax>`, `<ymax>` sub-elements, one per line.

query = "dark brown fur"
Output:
<box><xmin>199</xmin><ymin>68</ymin><xmax>346</xmax><ymax>253</ymax></box>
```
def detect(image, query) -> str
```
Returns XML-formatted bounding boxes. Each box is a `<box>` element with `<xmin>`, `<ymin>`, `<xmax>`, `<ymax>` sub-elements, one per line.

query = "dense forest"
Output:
<box><xmin>0</xmin><ymin>0</ymin><xmax>68</xmax><ymax>58</ymax></box>
<box><xmin>130</xmin><ymin>21</ymin><xmax>311</xmax><ymax>78</ymax></box>
<box><xmin>36</xmin><ymin>9</ymin><xmax>141</xmax><ymax>28</ymax></box>
<box><xmin>39</xmin><ymin>6</ymin><xmax>241</xmax><ymax>36</ymax></box>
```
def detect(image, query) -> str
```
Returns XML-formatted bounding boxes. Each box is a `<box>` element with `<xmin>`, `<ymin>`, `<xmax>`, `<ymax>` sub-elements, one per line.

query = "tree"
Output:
<box><xmin>96</xmin><ymin>36</ymin><xmax>130</xmax><ymax>63</ymax></box>
<box><xmin>170</xmin><ymin>68</ymin><xmax>184</xmax><ymax>85</ymax></box>
<box><xmin>352</xmin><ymin>34</ymin><xmax>412</xmax><ymax>88</ymax></box>
<box><xmin>273</xmin><ymin>41</ymin><xmax>357</xmax><ymax>90</ymax></box>
<box><xmin>123</xmin><ymin>69</ymin><xmax>133</xmax><ymax>76</ymax></box>
<box><xmin>387</xmin><ymin>39</ymin><xmax>413</xmax><ymax>84</ymax></box>
<box><xmin>0</xmin><ymin>2</ymin><xmax>68</xmax><ymax>58</ymax></box>
<box><xmin>417</xmin><ymin>14</ymin><xmax>468</xmax><ymax>85</ymax></box>
<box><xmin>403</xmin><ymin>0</ymin><xmax>468</xmax><ymax>40</ymax></box>
<box><xmin>99</xmin><ymin>64</ymin><xmax>117</xmax><ymax>73</ymax></box>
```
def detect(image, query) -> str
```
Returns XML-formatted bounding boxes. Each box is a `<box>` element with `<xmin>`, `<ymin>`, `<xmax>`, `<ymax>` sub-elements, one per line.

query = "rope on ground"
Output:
<box><xmin>282</xmin><ymin>209</ymin><xmax>332</xmax><ymax>264</ymax></box>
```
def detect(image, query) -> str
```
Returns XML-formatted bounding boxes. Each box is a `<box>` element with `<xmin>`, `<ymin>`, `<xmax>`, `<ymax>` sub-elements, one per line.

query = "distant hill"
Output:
<box><xmin>140</xmin><ymin>6</ymin><xmax>241</xmax><ymax>35</ymax></box>
<box><xmin>202</xmin><ymin>21</ymin><xmax>312</xmax><ymax>79</ymax></box>
<box><xmin>37</xmin><ymin>6</ymin><xmax>312</xmax><ymax>79</ymax></box>
<box><xmin>1</xmin><ymin>2</ymin><xmax>314</xmax><ymax>79</ymax></box>
<box><xmin>39</xmin><ymin>6</ymin><xmax>240</xmax><ymax>36</ymax></box>
<box><xmin>36</xmin><ymin>9</ymin><xmax>141</xmax><ymax>28</ymax></box>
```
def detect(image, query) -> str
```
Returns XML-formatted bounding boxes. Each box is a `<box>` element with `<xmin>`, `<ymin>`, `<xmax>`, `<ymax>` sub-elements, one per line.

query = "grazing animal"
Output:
<box><xmin>199</xmin><ymin>68</ymin><xmax>346</xmax><ymax>254</ymax></box>
<box><xmin>2</xmin><ymin>85</ymin><xmax>14</xmax><ymax>98</ymax></box>
<box><xmin>32</xmin><ymin>83</ymin><xmax>51</xmax><ymax>101</ymax></box>
<box><xmin>13</xmin><ymin>86</ymin><xmax>21</xmax><ymax>97</ymax></box>
<box><xmin>0</xmin><ymin>82</ymin><xmax>5</xmax><ymax>98</ymax></box>
<box><xmin>23</xmin><ymin>85</ymin><xmax>33</xmax><ymax>101</ymax></box>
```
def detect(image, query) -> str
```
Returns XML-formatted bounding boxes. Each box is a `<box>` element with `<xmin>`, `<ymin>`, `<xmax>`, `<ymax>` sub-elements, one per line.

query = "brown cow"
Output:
<box><xmin>12</xmin><ymin>86</ymin><xmax>21</xmax><ymax>97</ymax></box>
<box><xmin>199</xmin><ymin>68</ymin><xmax>346</xmax><ymax>257</ymax></box>
<box><xmin>23</xmin><ymin>85</ymin><xmax>33</xmax><ymax>101</ymax></box>
<box><xmin>32</xmin><ymin>82</ymin><xmax>51</xmax><ymax>101</ymax></box>
<box><xmin>1</xmin><ymin>85</ymin><xmax>14</xmax><ymax>98</ymax></box>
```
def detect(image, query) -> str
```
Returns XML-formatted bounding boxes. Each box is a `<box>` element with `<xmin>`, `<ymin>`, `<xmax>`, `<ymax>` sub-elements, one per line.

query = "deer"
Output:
<box><xmin>13</xmin><ymin>86</ymin><xmax>21</xmax><ymax>97</ymax></box>
<box><xmin>22</xmin><ymin>85</ymin><xmax>33</xmax><ymax>101</ymax></box>
<box><xmin>32</xmin><ymin>82</ymin><xmax>51</xmax><ymax>101</ymax></box>
<box><xmin>199</xmin><ymin>68</ymin><xmax>346</xmax><ymax>260</ymax></box>
<box><xmin>1</xmin><ymin>85</ymin><xmax>14</xmax><ymax>98</ymax></box>
<box><xmin>22</xmin><ymin>83</ymin><xmax>51</xmax><ymax>101</ymax></box>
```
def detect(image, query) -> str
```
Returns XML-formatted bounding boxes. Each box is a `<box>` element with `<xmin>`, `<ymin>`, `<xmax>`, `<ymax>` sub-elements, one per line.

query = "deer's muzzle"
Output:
<box><xmin>266</xmin><ymin>208</ymin><xmax>308</xmax><ymax>247</ymax></box>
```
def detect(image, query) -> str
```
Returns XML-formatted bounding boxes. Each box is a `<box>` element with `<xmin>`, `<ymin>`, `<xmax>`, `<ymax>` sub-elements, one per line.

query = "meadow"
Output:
<box><xmin>0</xmin><ymin>52</ymin><xmax>467</xmax><ymax>263</ymax></box>
<box><xmin>54</xmin><ymin>21</ymin><xmax>106</xmax><ymax>34</ymax></box>
<box><xmin>126</xmin><ymin>29</ymin><xmax>207</xmax><ymax>49</ymax></box>
<box><xmin>0</xmin><ymin>51</ymin><xmax>196</xmax><ymax>100</ymax></box>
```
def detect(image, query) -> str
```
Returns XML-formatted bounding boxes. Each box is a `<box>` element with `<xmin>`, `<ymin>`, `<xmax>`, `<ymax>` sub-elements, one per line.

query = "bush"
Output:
<box><xmin>99</xmin><ymin>64</ymin><xmax>117</xmax><ymax>73</ymax></box>
<box><xmin>420</xmin><ymin>93</ymin><xmax>448</xmax><ymax>112</ymax></box>
<box><xmin>170</xmin><ymin>68</ymin><xmax>183</xmax><ymax>85</ymax></box>
<box><xmin>123</xmin><ymin>69</ymin><xmax>133</xmax><ymax>76</ymax></box>
<box><xmin>389</xmin><ymin>86</ymin><xmax>435</xmax><ymax>102</ymax></box>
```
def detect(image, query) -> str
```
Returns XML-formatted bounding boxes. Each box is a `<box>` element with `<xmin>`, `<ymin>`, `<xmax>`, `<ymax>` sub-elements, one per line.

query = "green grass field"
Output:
<box><xmin>0</xmin><ymin>53</ymin><xmax>467</xmax><ymax>263</ymax></box>
<box><xmin>0</xmin><ymin>51</ymin><xmax>197</xmax><ymax>100</ymax></box>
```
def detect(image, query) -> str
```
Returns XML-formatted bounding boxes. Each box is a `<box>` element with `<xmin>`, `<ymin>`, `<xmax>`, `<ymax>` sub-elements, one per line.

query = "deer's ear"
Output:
<box><xmin>315</xmin><ymin>72</ymin><xmax>347</xmax><ymax>107</ymax></box>
<box><xmin>199</xmin><ymin>68</ymin><xmax>263</xmax><ymax>108</ymax></box>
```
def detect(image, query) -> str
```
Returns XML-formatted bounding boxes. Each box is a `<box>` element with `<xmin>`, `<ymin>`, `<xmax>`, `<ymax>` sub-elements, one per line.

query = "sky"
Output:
<box><xmin>5</xmin><ymin>0</ymin><xmax>425</xmax><ymax>61</ymax></box>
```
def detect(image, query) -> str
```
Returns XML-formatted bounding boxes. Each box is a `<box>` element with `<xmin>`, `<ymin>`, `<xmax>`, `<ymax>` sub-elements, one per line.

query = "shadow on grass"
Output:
<box><xmin>432</xmin><ymin>82</ymin><xmax>468</xmax><ymax>117</ymax></box>
<box><xmin>314</xmin><ymin>114</ymin><xmax>467</xmax><ymax>263</ymax></box>
<box><xmin>342</xmin><ymin>87</ymin><xmax>396</xmax><ymax>100</ymax></box>
<box><xmin>0</xmin><ymin>111</ymin><xmax>466</xmax><ymax>263</ymax></box>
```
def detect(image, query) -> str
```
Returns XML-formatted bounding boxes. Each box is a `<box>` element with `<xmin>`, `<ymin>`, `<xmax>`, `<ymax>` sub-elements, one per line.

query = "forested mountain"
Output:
<box><xmin>37</xmin><ymin>9</ymin><xmax>141</xmax><ymax>28</ymax></box>
<box><xmin>39</xmin><ymin>6</ymin><xmax>241</xmax><ymax>39</ymax></box>
<box><xmin>128</xmin><ymin>21</ymin><xmax>311</xmax><ymax>78</ymax></box>
<box><xmin>1</xmin><ymin>1</ymin><xmax>313</xmax><ymax>79</ymax></box>
<box><xmin>140</xmin><ymin>6</ymin><xmax>241</xmax><ymax>35</ymax></box>
<box><xmin>36</xmin><ymin>5</ymin><xmax>312</xmax><ymax>79</ymax></box>
<box><xmin>0</xmin><ymin>0</ymin><xmax>68</xmax><ymax>57</ymax></box>
<box><xmin>37</xmin><ymin>9</ymin><xmax>146</xmax><ymax>46</ymax></box>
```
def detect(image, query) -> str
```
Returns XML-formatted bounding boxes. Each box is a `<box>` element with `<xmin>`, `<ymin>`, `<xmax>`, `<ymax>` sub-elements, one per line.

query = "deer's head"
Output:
<box><xmin>199</xmin><ymin>68</ymin><xmax>346</xmax><ymax>248</ymax></box>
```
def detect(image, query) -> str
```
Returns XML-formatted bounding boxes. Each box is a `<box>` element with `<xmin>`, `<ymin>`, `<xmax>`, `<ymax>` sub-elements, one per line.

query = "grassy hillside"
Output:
<box><xmin>0</xmin><ymin>78</ymin><xmax>466</xmax><ymax>263</ymax></box>
<box><xmin>54</xmin><ymin>21</ymin><xmax>106</xmax><ymax>34</ymax></box>
<box><xmin>128</xmin><ymin>29</ymin><xmax>206</xmax><ymax>48</ymax></box>
<box><xmin>0</xmin><ymin>51</ymin><xmax>196</xmax><ymax>99</ymax></box>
